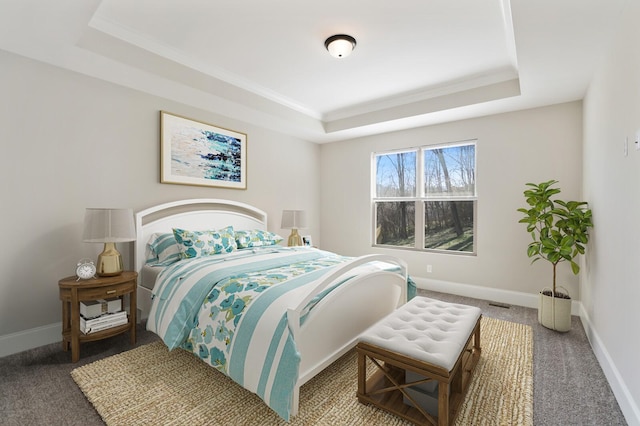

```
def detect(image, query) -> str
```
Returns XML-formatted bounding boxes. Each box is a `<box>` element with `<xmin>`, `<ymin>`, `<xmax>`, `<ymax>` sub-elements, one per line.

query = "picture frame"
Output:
<box><xmin>160</xmin><ymin>111</ymin><xmax>247</xmax><ymax>189</ymax></box>
<box><xmin>302</xmin><ymin>235</ymin><xmax>313</xmax><ymax>246</ymax></box>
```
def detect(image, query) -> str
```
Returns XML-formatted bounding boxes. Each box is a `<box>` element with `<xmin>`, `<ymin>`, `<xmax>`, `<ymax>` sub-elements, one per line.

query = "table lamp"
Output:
<box><xmin>281</xmin><ymin>210</ymin><xmax>307</xmax><ymax>246</ymax></box>
<box><xmin>82</xmin><ymin>208</ymin><xmax>136</xmax><ymax>276</ymax></box>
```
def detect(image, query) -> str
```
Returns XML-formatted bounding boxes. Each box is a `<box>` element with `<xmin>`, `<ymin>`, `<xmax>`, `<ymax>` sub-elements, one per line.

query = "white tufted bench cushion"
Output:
<box><xmin>359</xmin><ymin>296</ymin><xmax>482</xmax><ymax>371</ymax></box>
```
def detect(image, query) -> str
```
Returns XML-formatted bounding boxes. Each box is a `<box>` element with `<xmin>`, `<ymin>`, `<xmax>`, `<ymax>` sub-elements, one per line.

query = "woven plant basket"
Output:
<box><xmin>538</xmin><ymin>286</ymin><xmax>571</xmax><ymax>332</ymax></box>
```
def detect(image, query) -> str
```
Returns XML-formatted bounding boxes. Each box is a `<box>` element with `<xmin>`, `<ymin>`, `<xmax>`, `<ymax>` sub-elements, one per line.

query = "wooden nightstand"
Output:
<box><xmin>58</xmin><ymin>271</ymin><xmax>137</xmax><ymax>362</ymax></box>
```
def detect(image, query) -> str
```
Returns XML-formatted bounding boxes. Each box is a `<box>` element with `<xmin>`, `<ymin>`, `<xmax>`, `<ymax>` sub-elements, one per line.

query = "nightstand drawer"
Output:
<box><xmin>75</xmin><ymin>281</ymin><xmax>134</xmax><ymax>301</ymax></box>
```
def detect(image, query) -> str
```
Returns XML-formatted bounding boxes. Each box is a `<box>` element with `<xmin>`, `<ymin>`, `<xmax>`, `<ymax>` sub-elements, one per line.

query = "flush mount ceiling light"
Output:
<box><xmin>324</xmin><ymin>34</ymin><xmax>356</xmax><ymax>59</ymax></box>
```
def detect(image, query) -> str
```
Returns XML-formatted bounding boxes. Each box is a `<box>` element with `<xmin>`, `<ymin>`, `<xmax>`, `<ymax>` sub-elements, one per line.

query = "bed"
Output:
<box><xmin>134</xmin><ymin>199</ymin><xmax>412</xmax><ymax>420</ymax></box>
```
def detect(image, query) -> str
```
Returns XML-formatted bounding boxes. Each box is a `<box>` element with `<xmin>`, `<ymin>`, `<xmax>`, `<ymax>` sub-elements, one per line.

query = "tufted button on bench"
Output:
<box><xmin>356</xmin><ymin>297</ymin><xmax>482</xmax><ymax>426</ymax></box>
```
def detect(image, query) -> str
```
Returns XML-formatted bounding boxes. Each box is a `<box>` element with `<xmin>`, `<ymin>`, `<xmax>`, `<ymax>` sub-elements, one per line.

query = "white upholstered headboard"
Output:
<box><xmin>134</xmin><ymin>199</ymin><xmax>268</xmax><ymax>274</ymax></box>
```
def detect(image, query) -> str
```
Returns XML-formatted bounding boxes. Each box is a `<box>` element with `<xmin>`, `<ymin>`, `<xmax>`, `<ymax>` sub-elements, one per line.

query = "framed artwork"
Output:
<box><xmin>160</xmin><ymin>111</ymin><xmax>247</xmax><ymax>189</ymax></box>
<box><xmin>302</xmin><ymin>235</ymin><xmax>313</xmax><ymax>246</ymax></box>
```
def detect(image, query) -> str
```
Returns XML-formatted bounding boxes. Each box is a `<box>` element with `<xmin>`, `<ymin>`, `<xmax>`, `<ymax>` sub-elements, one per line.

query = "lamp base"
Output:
<box><xmin>287</xmin><ymin>229</ymin><xmax>303</xmax><ymax>247</ymax></box>
<box><xmin>97</xmin><ymin>242</ymin><xmax>124</xmax><ymax>276</ymax></box>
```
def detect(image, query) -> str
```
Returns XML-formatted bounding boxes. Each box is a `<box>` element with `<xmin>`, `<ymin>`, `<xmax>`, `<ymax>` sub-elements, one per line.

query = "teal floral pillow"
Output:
<box><xmin>235</xmin><ymin>229</ymin><xmax>283</xmax><ymax>249</ymax></box>
<box><xmin>172</xmin><ymin>226</ymin><xmax>237</xmax><ymax>259</ymax></box>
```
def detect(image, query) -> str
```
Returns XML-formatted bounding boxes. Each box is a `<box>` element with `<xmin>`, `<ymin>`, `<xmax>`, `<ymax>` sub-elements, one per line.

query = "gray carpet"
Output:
<box><xmin>0</xmin><ymin>290</ymin><xmax>627</xmax><ymax>425</ymax></box>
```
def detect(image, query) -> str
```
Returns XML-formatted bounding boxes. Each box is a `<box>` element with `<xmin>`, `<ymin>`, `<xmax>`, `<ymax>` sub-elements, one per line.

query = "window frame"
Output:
<box><xmin>372</xmin><ymin>140</ymin><xmax>478</xmax><ymax>255</ymax></box>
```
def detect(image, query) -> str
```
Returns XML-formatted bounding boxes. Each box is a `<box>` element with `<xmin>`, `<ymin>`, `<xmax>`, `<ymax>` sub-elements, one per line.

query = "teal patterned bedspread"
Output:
<box><xmin>147</xmin><ymin>246</ymin><xmax>413</xmax><ymax>420</ymax></box>
<box><xmin>181</xmin><ymin>253</ymin><xmax>348</xmax><ymax>372</ymax></box>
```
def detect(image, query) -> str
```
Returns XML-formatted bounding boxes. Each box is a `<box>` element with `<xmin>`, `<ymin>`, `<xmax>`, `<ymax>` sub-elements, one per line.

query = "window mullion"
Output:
<box><xmin>416</xmin><ymin>148</ymin><xmax>425</xmax><ymax>249</ymax></box>
<box><xmin>415</xmin><ymin>201</ymin><xmax>425</xmax><ymax>249</ymax></box>
<box><xmin>417</xmin><ymin>147</ymin><xmax>425</xmax><ymax>198</ymax></box>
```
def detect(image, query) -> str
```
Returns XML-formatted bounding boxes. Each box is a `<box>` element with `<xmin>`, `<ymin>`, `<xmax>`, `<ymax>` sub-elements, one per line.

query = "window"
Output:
<box><xmin>373</xmin><ymin>141</ymin><xmax>477</xmax><ymax>254</ymax></box>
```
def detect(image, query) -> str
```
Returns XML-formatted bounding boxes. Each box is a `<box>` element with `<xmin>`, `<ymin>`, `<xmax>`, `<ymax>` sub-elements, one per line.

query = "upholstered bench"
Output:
<box><xmin>356</xmin><ymin>297</ymin><xmax>482</xmax><ymax>426</ymax></box>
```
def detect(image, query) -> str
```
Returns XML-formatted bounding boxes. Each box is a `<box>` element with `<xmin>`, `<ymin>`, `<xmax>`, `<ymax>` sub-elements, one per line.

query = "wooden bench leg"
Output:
<box><xmin>358</xmin><ymin>349</ymin><xmax>366</xmax><ymax>397</ymax></box>
<box><xmin>438</xmin><ymin>381</ymin><xmax>449</xmax><ymax>426</ymax></box>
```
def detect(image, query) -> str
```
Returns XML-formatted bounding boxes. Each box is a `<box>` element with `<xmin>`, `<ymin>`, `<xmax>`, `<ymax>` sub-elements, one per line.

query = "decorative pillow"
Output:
<box><xmin>145</xmin><ymin>232</ymin><xmax>181</xmax><ymax>266</ymax></box>
<box><xmin>235</xmin><ymin>229</ymin><xmax>284</xmax><ymax>249</ymax></box>
<box><xmin>172</xmin><ymin>226</ymin><xmax>237</xmax><ymax>259</ymax></box>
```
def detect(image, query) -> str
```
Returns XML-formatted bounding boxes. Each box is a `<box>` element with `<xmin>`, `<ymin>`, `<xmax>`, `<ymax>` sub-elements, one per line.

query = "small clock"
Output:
<box><xmin>76</xmin><ymin>258</ymin><xmax>96</xmax><ymax>280</ymax></box>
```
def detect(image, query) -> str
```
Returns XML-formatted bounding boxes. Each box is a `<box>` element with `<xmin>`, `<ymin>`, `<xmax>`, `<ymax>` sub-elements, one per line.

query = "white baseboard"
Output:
<box><xmin>579</xmin><ymin>305</ymin><xmax>640</xmax><ymax>426</ymax></box>
<box><xmin>413</xmin><ymin>277</ymin><xmax>581</xmax><ymax>315</ymax></box>
<box><xmin>0</xmin><ymin>322</ymin><xmax>62</xmax><ymax>358</ymax></box>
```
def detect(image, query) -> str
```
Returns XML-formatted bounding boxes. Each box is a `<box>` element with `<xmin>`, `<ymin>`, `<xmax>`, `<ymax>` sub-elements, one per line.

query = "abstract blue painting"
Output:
<box><xmin>161</xmin><ymin>111</ymin><xmax>247</xmax><ymax>189</ymax></box>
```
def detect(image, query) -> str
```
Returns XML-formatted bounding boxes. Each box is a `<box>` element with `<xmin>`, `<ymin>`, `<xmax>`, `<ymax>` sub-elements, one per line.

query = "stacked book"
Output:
<box><xmin>80</xmin><ymin>298</ymin><xmax>127</xmax><ymax>334</ymax></box>
<box><xmin>80</xmin><ymin>311</ymin><xmax>128</xmax><ymax>334</ymax></box>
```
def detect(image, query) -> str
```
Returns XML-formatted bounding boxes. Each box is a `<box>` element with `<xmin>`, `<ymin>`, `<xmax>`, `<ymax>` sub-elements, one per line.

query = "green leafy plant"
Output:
<box><xmin>517</xmin><ymin>180</ymin><xmax>593</xmax><ymax>298</ymax></box>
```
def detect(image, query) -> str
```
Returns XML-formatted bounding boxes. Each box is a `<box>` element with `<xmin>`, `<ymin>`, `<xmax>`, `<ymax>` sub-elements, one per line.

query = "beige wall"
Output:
<box><xmin>319</xmin><ymin>102</ymin><xmax>584</xmax><ymax>298</ymax></box>
<box><xmin>582</xmin><ymin>0</ymin><xmax>640</xmax><ymax>419</ymax></box>
<box><xmin>0</xmin><ymin>50</ymin><xmax>320</xmax><ymax>337</ymax></box>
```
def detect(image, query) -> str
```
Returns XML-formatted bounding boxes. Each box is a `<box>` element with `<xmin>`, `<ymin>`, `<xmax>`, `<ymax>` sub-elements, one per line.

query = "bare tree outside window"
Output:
<box><xmin>375</xmin><ymin>151</ymin><xmax>416</xmax><ymax>197</ymax></box>
<box><xmin>424</xmin><ymin>144</ymin><xmax>475</xmax><ymax>252</ymax></box>
<box><xmin>373</xmin><ymin>141</ymin><xmax>476</xmax><ymax>254</ymax></box>
<box><xmin>375</xmin><ymin>152</ymin><xmax>416</xmax><ymax>246</ymax></box>
<box><xmin>424</xmin><ymin>200</ymin><xmax>474</xmax><ymax>251</ymax></box>
<box><xmin>375</xmin><ymin>202</ymin><xmax>415</xmax><ymax>246</ymax></box>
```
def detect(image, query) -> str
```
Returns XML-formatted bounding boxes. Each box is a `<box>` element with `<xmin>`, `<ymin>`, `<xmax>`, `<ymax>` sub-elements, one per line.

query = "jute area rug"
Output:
<box><xmin>72</xmin><ymin>317</ymin><xmax>532</xmax><ymax>425</ymax></box>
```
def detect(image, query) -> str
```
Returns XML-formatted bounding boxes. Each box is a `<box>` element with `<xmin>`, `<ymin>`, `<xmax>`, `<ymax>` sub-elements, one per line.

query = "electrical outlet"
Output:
<box><xmin>427</xmin><ymin>264</ymin><xmax>432</xmax><ymax>273</ymax></box>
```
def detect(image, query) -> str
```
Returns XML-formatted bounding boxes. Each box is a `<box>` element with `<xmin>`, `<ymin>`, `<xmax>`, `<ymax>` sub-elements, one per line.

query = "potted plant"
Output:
<box><xmin>517</xmin><ymin>180</ymin><xmax>593</xmax><ymax>332</ymax></box>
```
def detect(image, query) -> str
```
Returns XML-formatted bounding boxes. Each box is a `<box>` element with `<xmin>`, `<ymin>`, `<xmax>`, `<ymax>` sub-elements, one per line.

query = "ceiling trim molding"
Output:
<box><xmin>323</xmin><ymin>78</ymin><xmax>521</xmax><ymax>133</ymax></box>
<box><xmin>87</xmin><ymin>12</ymin><xmax>322</xmax><ymax>119</ymax></box>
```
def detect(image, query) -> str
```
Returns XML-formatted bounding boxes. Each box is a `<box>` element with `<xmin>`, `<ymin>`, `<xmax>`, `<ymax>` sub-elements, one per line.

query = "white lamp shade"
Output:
<box><xmin>281</xmin><ymin>210</ymin><xmax>308</xmax><ymax>229</ymax></box>
<box><xmin>82</xmin><ymin>208</ymin><xmax>136</xmax><ymax>243</ymax></box>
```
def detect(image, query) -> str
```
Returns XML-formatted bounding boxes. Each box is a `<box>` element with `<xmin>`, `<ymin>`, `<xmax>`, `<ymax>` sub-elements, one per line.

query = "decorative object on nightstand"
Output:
<box><xmin>281</xmin><ymin>210</ymin><xmax>307</xmax><ymax>246</ymax></box>
<box><xmin>82</xmin><ymin>208</ymin><xmax>136</xmax><ymax>276</ymax></box>
<box><xmin>75</xmin><ymin>258</ymin><xmax>96</xmax><ymax>280</ymax></box>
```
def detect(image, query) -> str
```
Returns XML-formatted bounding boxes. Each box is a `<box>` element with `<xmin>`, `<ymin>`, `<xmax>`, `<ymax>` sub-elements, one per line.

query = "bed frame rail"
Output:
<box><xmin>286</xmin><ymin>254</ymin><xmax>408</xmax><ymax>340</ymax></box>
